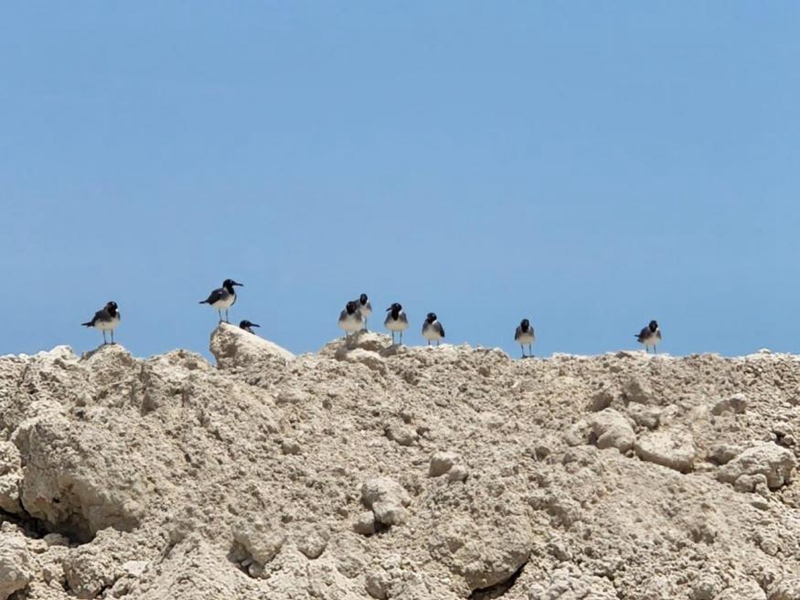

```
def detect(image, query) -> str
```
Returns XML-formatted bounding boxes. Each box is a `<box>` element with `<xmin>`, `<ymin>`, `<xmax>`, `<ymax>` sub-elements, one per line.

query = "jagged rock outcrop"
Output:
<box><xmin>0</xmin><ymin>336</ymin><xmax>799</xmax><ymax>599</ymax></box>
<box><xmin>0</xmin><ymin>525</ymin><xmax>34</xmax><ymax>600</ymax></box>
<box><xmin>717</xmin><ymin>442</ymin><xmax>796</xmax><ymax>491</ymax></box>
<box><xmin>209</xmin><ymin>322</ymin><xmax>294</xmax><ymax>377</ymax></box>
<box><xmin>634</xmin><ymin>429</ymin><xmax>696</xmax><ymax>473</ymax></box>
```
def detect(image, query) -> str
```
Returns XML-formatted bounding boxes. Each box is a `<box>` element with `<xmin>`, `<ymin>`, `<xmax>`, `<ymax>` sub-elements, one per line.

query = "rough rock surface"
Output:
<box><xmin>0</xmin><ymin>525</ymin><xmax>34</xmax><ymax>600</ymax></box>
<box><xmin>634</xmin><ymin>429</ymin><xmax>696</xmax><ymax>473</ymax></box>
<box><xmin>1</xmin><ymin>332</ymin><xmax>800</xmax><ymax>599</ymax></box>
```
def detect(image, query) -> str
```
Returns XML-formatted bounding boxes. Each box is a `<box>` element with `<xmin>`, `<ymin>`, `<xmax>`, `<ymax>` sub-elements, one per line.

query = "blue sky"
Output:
<box><xmin>1</xmin><ymin>3</ymin><xmax>798</xmax><ymax>359</ymax></box>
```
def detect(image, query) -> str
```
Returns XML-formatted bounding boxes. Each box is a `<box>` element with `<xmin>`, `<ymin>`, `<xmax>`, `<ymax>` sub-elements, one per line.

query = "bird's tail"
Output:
<box><xmin>198</xmin><ymin>300</ymin><xmax>208</xmax><ymax>304</ymax></box>
<box><xmin>81</xmin><ymin>321</ymin><xmax>93</xmax><ymax>327</ymax></box>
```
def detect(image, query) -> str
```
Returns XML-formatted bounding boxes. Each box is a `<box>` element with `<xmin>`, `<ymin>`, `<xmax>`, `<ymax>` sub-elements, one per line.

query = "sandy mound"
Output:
<box><xmin>1</xmin><ymin>324</ymin><xmax>799</xmax><ymax>599</ymax></box>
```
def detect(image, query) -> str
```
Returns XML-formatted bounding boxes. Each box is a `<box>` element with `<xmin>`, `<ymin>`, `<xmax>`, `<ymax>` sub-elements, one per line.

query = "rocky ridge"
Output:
<box><xmin>1</xmin><ymin>324</ymin><xmax>799</xmax><ymax>599</ymax></box>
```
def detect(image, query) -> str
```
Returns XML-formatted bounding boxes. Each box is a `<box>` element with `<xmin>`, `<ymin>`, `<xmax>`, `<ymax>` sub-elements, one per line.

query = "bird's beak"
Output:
<box><xmin>234</xmin><ymin>282</ymin><xmax>244</xmax><ymax>287</ymax></box>
<box><xmin>386</xmin><ymin>306</ymin><xmax>392</xmax><ymax>311</ymax></box>
<box><xmin>251</xmin><ymin>323</ymin><xmax>260</xmax><ymax>328</ymax></box>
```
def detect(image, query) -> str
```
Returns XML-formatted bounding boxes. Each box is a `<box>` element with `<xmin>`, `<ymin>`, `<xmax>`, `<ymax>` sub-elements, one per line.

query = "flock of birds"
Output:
<box><xmin>81</xmin><ymin>278</ymin><xmax>664</xmax><ymax>357</ymax></box>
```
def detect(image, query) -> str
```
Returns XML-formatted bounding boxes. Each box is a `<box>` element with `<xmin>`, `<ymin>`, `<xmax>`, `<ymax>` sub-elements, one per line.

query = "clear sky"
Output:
<box><xmin>2</xmin><ymin>3</ymin><xmax>799</xmax><ymax>359</ymax></box>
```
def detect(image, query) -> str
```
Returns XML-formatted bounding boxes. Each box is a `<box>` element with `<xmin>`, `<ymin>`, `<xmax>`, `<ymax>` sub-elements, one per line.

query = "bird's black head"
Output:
<box><xmin>386</xmin><ymin>302</ymin><xmax>403</xmax><ymax>319</ymax></box>
<box><xmin>359</xmin><ymin>293</ymin><xmax>368</xmax><ymax>305</ymax></box>
<box><xmin>426</xmin><ymin>312</ymin><xmax>437</xmax><ymax>323</ymax></box>
<box><xmin>521</xmin><ymin>318</ymin><xmax>530</xmax><ymax>330</ymax></box>
<box><xmin>223</xmin><ymin>279</ymin><xmax>243</xmax><ymax>291</ymax></box>
<box><xmin>649</xmin><ymin>320</ymin><xmax>658</xmax><ymax>332</ymax></box>
<box><xmin>346</xmin><ymin>300</ymin><xmax>358</xmax><ymax>314</ymax></box>
<box><xmin>105</xmin><ymin>301</ymin><xmax>119</xmax><ymax>315</ymax></box>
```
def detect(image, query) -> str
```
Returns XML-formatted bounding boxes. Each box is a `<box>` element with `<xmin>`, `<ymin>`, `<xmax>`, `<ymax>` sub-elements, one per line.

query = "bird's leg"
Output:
<box><xmin>111</xmin><ymin>330</ymin><xmax>115</xmax><ymax>345</ymax></box>
<box><xmin>217</xmin><ymin>310</ymin><xmax>222</xmax><ymax>323</ymax></box>
<box><xmin>529</xmin><ymin>344</ymin><xmax>533</xmax><ymax>356</ymax></box>
<box><xmin>400</xmin><ymin>331</ymin><xmax>403</xmax><ymax>345</ymax></box>
<box><xmin>437</xmin><ymin>340</ymin><xmax>440</xmax><ymax>347</ymax></box>
<box><xmin>225</xmin><ymin>310</ymin><xmax>230</xmax><ymax>323</ymax></box>
<box><xmin>654</xmin><ymin>345</ymin><xmax>658</xmax><ymax>355</ymax></box>
<box><xmin>102</xmin><ymin>331</ymin><xmax>107</xmax><ymax>345</ymax></box>
<box><xmin>521</xmin><ymin>344</ymin><xmax>525</xmax><ymax>358</ymax></box>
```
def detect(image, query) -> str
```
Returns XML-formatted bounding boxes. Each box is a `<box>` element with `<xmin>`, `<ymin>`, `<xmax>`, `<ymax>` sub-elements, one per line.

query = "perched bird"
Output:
<box><xmin>384</xmin><ymin>302</ymin><xmax>409</xmax><ymax>345</ymax></box>
<box><xmin>239</xmin><ymin>320</ymin><xmax>260</xmax><ymax>334</ymax></box>
<box><xmin>81</xmin><ymin>301</ymin><xmax>121</xmax><ymax>345</ymax></box>
<box><xmin>422</xmin><ymin>312</ymin><xmax>445</xmax><ymax>346</ymax></box>
<box><xmin>356</xmin><ymin>293</ymin><xmax>372</xmax><ymax>330</ymax></box>
<box><xmin>636</xmin><ymin>320</ymin><xmax>662</xmax><ymax>354</ymax></box>
<box><xmin>338</xmin><ymin>300</ymin><xmax>363</xmax><ymax>337</ymax></box>
<box><xmin>515</xmin><ymin>318</ymin><xmax>535</xmax><ymax>358</ymax></box>
<box><xmin>199</xmin><ymin>279</ymin><xmax>243</xmax><ymax>323</ymax></box>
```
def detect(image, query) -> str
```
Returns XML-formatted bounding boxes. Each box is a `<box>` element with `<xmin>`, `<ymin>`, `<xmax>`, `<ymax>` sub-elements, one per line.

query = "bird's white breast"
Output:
<box><xmin>385</xmin><ymin>315</ymin><xmax>409</xmax><ymax>331</ymax></box>
<box><xmin>96</xmin><ymin>314</ymin><xmax>121</xmax><ymax>331</ymax></box>
<box><xmin>641</xmin><ymin>330</ymin><xmax>661</xmax><ymax>346</ymax></box>
<box><xmin>339</xmin><ymin>312</ymin><xmax>363</xmax><ymax>332</ymax></box>
<box><xmin>516</xmin><ymin>331</ymin><xmax>535</xmax><ymax>344</ymax></box>
<box><xmin>212</xmin><ymin>293</ymin><xmax>235</xmax><ymax>310</ymax></box>
<box><xmin>423</xmin><ymin>322</ymin><xmax>443</xmax><ymax>340</ymax></box>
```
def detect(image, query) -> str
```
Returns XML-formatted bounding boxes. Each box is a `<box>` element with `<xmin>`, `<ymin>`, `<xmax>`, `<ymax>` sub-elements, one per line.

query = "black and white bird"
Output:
<box><xmin>356</xmin><ymin>293</ymin><xmax>372</xmax><ymax>330</ymax></box>
<box><xmin>239</xmin><ymin>320</ymin><xmax>260</xmax><ymax>334</ymax></box>
<box><xmin>422</xmin><ymin>312</ymin><xmax>445</xmax><ymax>346</ymax></box>
<box><xmin>199</xmin><ymin>279</ymin><xmax>243</xmax><ymax>323</ymax></box>
<box><xmin>82</xmin><ymin>301</ymin><xmax>121</xmax><ymax>345</ymax></box>
<box><xmin>636</xmin><ymin>320</ymin><xmax>662</xmax><ymax>354</ymax></box>
<box><xmin>384</xmin><ymin>302</ymin><xmax>409</xmax><ymax>345</ymax></box>
<box><xmin>338</xmin><ymin>300</ymin><xmax>364</xmax><ymax>337</ymax></box>
<box><xmin>515</xmin><ymin>318</ymin><xmax>535</xmax><ymax>358</ymax></box>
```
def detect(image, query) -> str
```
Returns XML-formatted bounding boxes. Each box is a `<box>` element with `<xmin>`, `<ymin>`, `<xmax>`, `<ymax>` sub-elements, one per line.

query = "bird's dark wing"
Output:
<box><xmin>635</xmin><ymin>327</ymin><xmax>648</xmax><ymax>341</ymax></box>
<box><xmin>437</xmin><ymin>322</ymin><xmax>445</xmax><ymax>338</ymax></box>
<box><xmin>83</xmin><ymin>308</ymin><xmax>110</xmax><ymax>327</ymax></box>
<box><xmin>201</xmin><ymin>287</ymin><xmax>223</xmax><ymax>305</ymax></box>
<box><xmin>514</xmin><ymin>326</ymin><xmax>522</xmax><ymax>341</ymax></box>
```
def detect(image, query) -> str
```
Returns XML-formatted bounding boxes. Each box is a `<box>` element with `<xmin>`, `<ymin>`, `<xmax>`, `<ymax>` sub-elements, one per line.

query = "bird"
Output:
<box><xmin>384</xmin><ymin>302</ymin><xmax>409</xmax><ymax>345</ymax></box>
<box><xmin>338</xmin><ymin>300</ymin><xmax>364</xmax><ymax>337</ymax></box>
<box><xmin>422</xmin><ymin>312</ymin><xmax>445</xmax><ymax>346</ymax></box>
<box><xmin>356</xmin><ymin>293</ymin><xmax>372</xmax><ymax>330</ymax></box>
<box><xmin>81</xmin><ymin>301</ymin><xmax>121</xmax><ymax>345</ymax></box>
<box><xmin>199</xmin><ymin>279</ymin><xmax>243</xmax><ymax>323</ymax></box>
<box><xmin>515</xmin><ymin>318</ymin><xmax>535</xmax><ymax>358</ymax></box>
<box><xmin>239</xmin><ymin>320</ymin><xmax>260</xmax><ymax>334</ymax></box>
<box><xmin>636</xmin><ymin>320</ymin><xmax>662</xmax><ymax>354</ymax></box>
